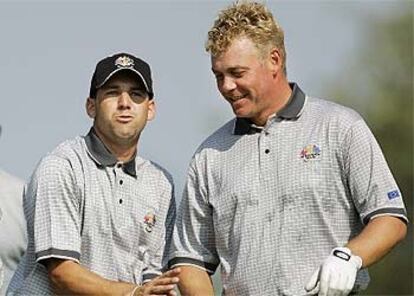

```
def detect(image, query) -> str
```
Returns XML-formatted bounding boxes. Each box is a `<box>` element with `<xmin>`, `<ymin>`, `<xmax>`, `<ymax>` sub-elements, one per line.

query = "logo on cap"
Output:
<box><xmin>115</xmin><ymin>55</ymin><xmax>134</xmax><ymax>68</ymax></box>
<box><xmin>144</xmin><ymin>210</ymin><xmax>156</xmax><ymax>233</ymax></box>
<box><xmin>300</xmin><ymin>144</ymin><xmax>321</xmax><ymax>162</ymax></box>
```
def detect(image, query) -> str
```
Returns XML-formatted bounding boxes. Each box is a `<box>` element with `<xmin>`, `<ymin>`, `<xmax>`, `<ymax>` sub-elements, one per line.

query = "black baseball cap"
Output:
<box><xmin>89</xmin><ymin>52</ymin><xmax>153</xmax><ymax>99</ymax></box>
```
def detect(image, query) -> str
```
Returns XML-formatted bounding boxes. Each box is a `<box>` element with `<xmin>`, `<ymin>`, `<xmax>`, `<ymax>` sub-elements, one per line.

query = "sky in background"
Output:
<box><xmin>0</xmin><ymin>0</ymin><xmax>408</xmax><ymax>197</ymax></box>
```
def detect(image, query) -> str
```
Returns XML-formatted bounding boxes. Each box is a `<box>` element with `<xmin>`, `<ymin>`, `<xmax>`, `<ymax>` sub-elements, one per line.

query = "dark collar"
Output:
<box><xmin>84</xmin><ymin>128</ymin><xmax>137</xmax><ymax>177</ymax></box>
<box><xmin>234</xmin><ymin>82</ymin><xmax>306</xmax><ymax>135</ymax></box>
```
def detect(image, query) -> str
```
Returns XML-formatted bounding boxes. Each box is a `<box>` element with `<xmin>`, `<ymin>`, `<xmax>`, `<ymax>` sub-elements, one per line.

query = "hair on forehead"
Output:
<box><xmin>206</xmin><ymin>1</ymin><xmax>287</xmax><ymax>75</ymax></box>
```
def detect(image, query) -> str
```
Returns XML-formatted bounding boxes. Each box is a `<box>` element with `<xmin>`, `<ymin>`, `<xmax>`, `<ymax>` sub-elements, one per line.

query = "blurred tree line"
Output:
<box><xmin>328</xmin><ymin>8</ymin><xmax>413</xmax><ymax>296</ymax></box>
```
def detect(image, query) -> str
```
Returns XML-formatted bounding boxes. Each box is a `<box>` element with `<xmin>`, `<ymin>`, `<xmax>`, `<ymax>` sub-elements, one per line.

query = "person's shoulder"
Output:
<box><xmin>0</xmin><ymin>168</ymin><xmax>24</xmax><ymax>189</ymax></box>
<box><xmin>138</xmin><ymin>157</ymin><xmax>174</xmax><ymax>186</ymax></box>
<box><xmin>0</xmin><ymin>169</ymin><xmax>24</xmax><ymax>209</ymax></box>
<box><xmin>34</xmin><ymin>136</ymin><xmax>86</xmax><ymax>174</ymax></box>
<box><xmin>195</xmin><ymin>118</ymin><xmax>237</xmax><ymax>153</ymax></box>
<box><xmin>41</xmin><ymin>136</ymin><xmax>85</xmax><ymax>161</ymax></box>
<box><xmin>51</xmin><ymin>136</ymin><xmax>85</xmax><ymax>155</ymax></box>
<box><xmin>306</xmin><ymin>97</ymin><xmax>363</xmax><ymax>127</ymax></box>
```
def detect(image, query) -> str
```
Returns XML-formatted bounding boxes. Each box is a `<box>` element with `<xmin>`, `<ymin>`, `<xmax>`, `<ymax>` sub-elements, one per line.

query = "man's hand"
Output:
<box><xmin>132</xmin><ymin>268</ymin><xmax>181</xmax><ymax>296</ymax></box>
<box><xmin>305</xmin><ymin>247</ymin><xmax>362</xmax><ymax>296</ymax></box>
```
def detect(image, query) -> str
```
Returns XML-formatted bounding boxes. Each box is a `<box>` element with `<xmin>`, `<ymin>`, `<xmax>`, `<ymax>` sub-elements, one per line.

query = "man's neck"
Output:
<box><xmin>108</xmin><ymin>144</ymin><xmax>137</xmax><ymax>163</ymax></box>
<box><xmin>252</xmin><ymin>78</ymin><xmax>292</xmax><ymax>126</ymax></box>
<box><xmin>93</xmin><ymin>128</ymin><xmax>138</xmax><ymax>163</ymax></box>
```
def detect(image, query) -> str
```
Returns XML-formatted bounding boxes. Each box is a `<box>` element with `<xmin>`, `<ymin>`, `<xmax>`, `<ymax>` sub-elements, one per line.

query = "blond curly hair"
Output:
<box><xmin>206</xmin><ymin>1</ymin><xmax>286</xmax><ymax>75</ymax></box>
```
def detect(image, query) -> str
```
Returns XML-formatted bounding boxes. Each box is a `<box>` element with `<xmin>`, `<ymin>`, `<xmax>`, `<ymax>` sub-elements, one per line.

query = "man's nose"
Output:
<box><xmin>221</xmin><ymin>76</ymin><xmax>237</xmax><ymax>92</ymax></box>
<box><xmin>118</xmin><ymin>92</ymin><xmax>132</xmax><ymax>108</ymax></box>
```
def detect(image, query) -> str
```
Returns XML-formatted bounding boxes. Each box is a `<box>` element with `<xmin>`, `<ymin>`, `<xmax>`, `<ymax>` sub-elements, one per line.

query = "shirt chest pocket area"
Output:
<box><xmin>130</xmin><ymin>205</ymin><xmax>163</xmax><ymax>284</ymax></box>
<box><xmin>210</xmin><ymin>191</ymin><xmax>258</xmax><ymax>242</ymax></box>
<box><xmin>285</xmin><ymin>155</ymin><xmax>330</xmax><ymax>194</ymax></box>
<box><xmin>136</xmin><ymin>206</ymin><xmax>163</xmax><ymax>260</ymax></box>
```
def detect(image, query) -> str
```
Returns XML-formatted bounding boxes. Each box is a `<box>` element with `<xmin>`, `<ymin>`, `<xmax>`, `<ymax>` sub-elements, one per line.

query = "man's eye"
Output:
<box><xmin>105</xmin><ymin>90</ymin><xmax>119</xmax><ymax>96</ymax></box>
<box><xmin>232</xmin><ymin>71</ymin><xmax>244</xmax><ymax>78</ymax></box>
<box><xmin>215</xmin><ymin>74</ymin><xmax>224</xmax><ymax>81</ymax></box>
<box><xmin>132</xmin><ymin>91</ymin><xmax>145</xmax><ymax>97</ymax></box>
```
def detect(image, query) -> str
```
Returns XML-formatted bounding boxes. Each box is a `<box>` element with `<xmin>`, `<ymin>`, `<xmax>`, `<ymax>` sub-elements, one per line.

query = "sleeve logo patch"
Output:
<box><xmin>387</xmin><ymin>190</ymin><xmax>400</xmax><ymax>200</ymax></box>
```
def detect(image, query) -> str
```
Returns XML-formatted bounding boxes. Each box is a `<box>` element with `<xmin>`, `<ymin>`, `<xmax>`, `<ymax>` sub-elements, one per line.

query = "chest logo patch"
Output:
<box><xmin>300</xmin><ymin>144</ymin><xmax>321</xmax><ymax>162</ymax></box>
<box><xmin>144</xmin><ymin>211</ymin><xmax>156</xmax><ymax>233</ymax></box>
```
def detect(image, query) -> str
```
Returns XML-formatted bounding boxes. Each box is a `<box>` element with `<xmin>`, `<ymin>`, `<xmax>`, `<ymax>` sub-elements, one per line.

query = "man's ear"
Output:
<box><xmin>269</xmin><ymin>47</ymin><xmax>283</xmax><ymax>75</ymax></box>
<box><xmin>86</xmin><ymin>97</ymin><xmax>96</xmax><ymax>119</ymax></box>
<box><xmin>147</xmin><ymin>99</ymin><xmax>156</xmax><ymax>122</ymax></box>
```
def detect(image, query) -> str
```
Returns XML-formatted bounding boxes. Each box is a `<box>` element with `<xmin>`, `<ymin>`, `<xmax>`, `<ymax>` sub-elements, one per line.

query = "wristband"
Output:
<box><xmin>332</xmin><ymin>247</ymin><xmax>362</xmax><ymax>269</ymax></box>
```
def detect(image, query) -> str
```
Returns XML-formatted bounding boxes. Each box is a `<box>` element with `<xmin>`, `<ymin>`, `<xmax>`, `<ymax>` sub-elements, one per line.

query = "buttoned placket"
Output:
<box><xmin>113</xmin><ymin>162</ymin><xmax>127</xmax><ymax>227</ymax></box>
<box><xmin>245</xmin><ymin>120</ymin><xmax>281</xmax><ymax>291</ymax></box>
<box><xmin>258</xmin><ymin>118</ymin><xmax>276</xmax><ymax>169</ymax></box>
<box><xmin>257</xmin><ymin>118</ymin><xmax>283</xmax><ymax>269</ymax></box>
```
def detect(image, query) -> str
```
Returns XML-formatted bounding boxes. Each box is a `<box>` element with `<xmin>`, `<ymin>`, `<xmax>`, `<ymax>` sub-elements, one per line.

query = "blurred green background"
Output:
<box><xmin>328</xmin><ymin>8</ymin><xmax>413</xmax><ymax>296</ymax></box>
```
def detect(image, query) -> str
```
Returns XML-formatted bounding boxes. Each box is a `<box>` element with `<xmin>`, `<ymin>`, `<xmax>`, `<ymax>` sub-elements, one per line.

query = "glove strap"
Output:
<box><xmin>332</xmin><ymin>247</ymin><xmax>363</xmax><ymax>269</ymax></box>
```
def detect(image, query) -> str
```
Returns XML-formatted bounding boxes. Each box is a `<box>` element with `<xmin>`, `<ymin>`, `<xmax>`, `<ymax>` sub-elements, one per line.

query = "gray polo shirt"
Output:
<box><xmin>170</xmin><ymin>84</ymin><xmax>407</xmax><ymax>296</ymax></box>
<box><xmin>7</xmin><ymin>129</ymin><xmax>175</xmax><ymax>295</ymax></box>
<box><xmin>0</xmin><ymin>169</ymin><xmax>27</xmax><ymax>295</ymax></box>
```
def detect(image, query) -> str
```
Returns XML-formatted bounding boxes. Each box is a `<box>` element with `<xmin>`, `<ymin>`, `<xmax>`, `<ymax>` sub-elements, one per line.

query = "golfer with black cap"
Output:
<box><xmin>7</xmin><ymin>53</ymin><xmax>180</xmax><ymax>296</ymax></box>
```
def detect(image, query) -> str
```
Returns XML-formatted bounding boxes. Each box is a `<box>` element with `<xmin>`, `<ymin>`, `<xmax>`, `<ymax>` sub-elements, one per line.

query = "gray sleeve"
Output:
<box><xmin>343</xmin><ymin>119</ymin><xmax>408</xmax><ymax>225</ymax></box>
<box><xmin>30</xmin><ymin>155</ymin><xmax>82</xmax><ymax>263</ymax></box>
<box><xmin>168</xmin><ymin>161</ymin><xmax>219</xmax><ymax>275</ymax></box>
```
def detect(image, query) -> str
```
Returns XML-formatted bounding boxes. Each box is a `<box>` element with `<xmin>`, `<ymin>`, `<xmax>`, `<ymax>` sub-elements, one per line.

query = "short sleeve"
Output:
<box><xmin>168</xmin><ymin>160</ymin><xmax>219</xmax><ymax>274</ymax></box>
<box><xmin>343</xmin><ymin>119</ymin><xmax>408</xmax><ymax>225</ymax></box>
<box><xmin>28</xmin><ymin>155</ymin><xmax>82</xmax><ymax>263</ymax></box>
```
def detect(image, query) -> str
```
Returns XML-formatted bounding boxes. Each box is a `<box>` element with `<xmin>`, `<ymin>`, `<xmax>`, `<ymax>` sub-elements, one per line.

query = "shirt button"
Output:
<box><xmin>116</xmin><ymin>163</ymin><xmax>122</xmax><ymax>168</ymax></box>
<box><xmin>265</xmin><ymin>149</ymin><xmax>270</xmax><ymax>154</ymax></box>
<box><xmin>119</xmin><ymin>199</ymin><xmax>123</xmax><ymax>204</ymax></box>
<box><xmin>119</xmin><ymin>180</ymin><xmax>123</xmax><ymax>185</ymax></box>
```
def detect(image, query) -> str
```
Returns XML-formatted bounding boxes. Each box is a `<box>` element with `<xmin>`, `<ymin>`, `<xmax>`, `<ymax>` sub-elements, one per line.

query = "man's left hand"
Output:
<box><xmin>305</xmin><ymin>247</ymin><xmax>362</xmax><ymax>296</ymax></box>
<box><xmin>132</xmin><ymin>268</ymin><xmax>181</xmax><ymax>296</ymax></box>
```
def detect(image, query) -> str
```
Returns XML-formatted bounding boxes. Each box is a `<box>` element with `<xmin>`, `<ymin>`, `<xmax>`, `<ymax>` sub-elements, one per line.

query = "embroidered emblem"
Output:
<box><xmin>144</xmin><ymin>211</ymin><xmax>156</xmax><ymax>233</ymax></box>
<box><xmin>115</xmin><ymin>55</ymin><xmax>134</xmax><ymax>68</ymax></box>
<box><xmin>300</xmin><ymin>144</ymin><xmax>321</xmax><ymax>162</ymax></box>
<box><xmin>387</xmin><ymin>190</ymin><xmax>400</xmax><ymax>200</ymax></box>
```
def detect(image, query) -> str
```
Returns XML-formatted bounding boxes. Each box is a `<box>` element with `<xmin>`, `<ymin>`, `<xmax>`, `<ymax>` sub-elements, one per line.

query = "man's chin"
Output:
<box><xmin>233</xmin><ymin>109</ymin><xmax>251</xmax><ymax>118</ymax></box>
<box><xmin>115</xmin><ymin>130</ymin><xmax>140</xmax><ymax>142</ymax></box>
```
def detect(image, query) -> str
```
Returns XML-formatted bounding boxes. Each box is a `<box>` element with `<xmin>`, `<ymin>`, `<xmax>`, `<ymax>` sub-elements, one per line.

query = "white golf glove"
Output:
<box><xmin>305</xmin><ymin>247</ymin><xmax>362</xmax><ymax>296</ymax></box>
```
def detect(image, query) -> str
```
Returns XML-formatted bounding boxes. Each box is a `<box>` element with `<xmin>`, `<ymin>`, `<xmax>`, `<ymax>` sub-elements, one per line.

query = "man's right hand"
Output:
<box><xmin>46</xmin><ymin>259</ymin><xmax>179</xmax><ymax>296</ymax></box>
<box><xmin>132</xmin><ymin>268</ymin><xmax>181</xmax><ymax>296</ymax></box>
